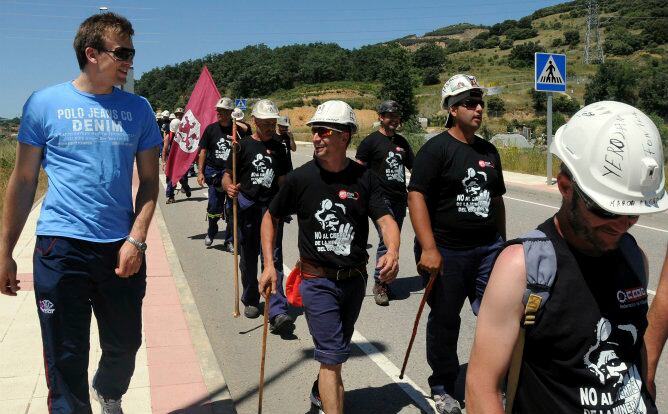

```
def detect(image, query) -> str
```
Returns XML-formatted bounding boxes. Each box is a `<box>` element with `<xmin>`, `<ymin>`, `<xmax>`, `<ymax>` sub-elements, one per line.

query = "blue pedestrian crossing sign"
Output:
<box><xmin>235</xmin><ymin>98</ymin><xmax>247</xmax><ymax>110</ymax></box>
<box><xmin>535</xmin><ymin>53</ymin><xmax>566</xmax><ymax>92</ymax></box>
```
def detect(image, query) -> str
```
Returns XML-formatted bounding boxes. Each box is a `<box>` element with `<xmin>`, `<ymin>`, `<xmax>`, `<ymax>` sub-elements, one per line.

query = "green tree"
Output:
<box><xmin>486</xmin><ymin>96</ymin><xmax>506</xmax><ymax>116</ymax></box>
<box><xmin>413</xmin><ymin>44</ymin><xmax>447</xmax><ymax>70</ymax></box>
<box><xmin>584</xmin><ymin>60</ymin><xmax>638</xmax><ymax>105</ymax></box>
<box><xmin>564</xmin><ymin>30</ymin><xmax>580</xmax><ymax>45</ymax></box>
<box><xmin>422</xmin><ymin>67</ymin><xmax>441</xmax><ymax>85</ymax></box>
<box><xmin>509</xmin><ymin>42</ymin><xmax>544</xmax><ymax>68</ymax></box>
<box><xmin>638</xmin><ymin>64</ymin><xmax>668</xmax><ymax>119</ymax></box>
<box><xmin>378</xmin><ymin>46</ymin><xmax>418</xmax><ymax>119</ymax></box>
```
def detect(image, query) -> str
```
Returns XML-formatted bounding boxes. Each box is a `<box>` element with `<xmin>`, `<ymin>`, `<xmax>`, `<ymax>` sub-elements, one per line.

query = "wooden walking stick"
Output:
<box><xmin>231</xmin><ymin>109</ymin><xmax>243</xmax><ymax>318</ymax></box>
<box><xmin>258</xmin><ymin>286</ymin><xmax>271</xmax><ymax>414</ymax></box>
<box><xmin>399</xmin><ymin>270</ymin><xmax>438</xmax><ymax>379</ymax></box>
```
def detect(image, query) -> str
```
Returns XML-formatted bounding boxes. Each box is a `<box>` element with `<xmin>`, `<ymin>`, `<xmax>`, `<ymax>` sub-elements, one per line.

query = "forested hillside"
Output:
<box><xmin>135</xmin><ymin>0</ymin><xmax>667</xmax><ymax>147</ymax></box>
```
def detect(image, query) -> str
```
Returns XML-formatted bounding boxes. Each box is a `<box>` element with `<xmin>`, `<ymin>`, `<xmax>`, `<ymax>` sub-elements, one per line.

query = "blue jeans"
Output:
<box><xmin>414</xmin><ymin>235</ymin><xmax>504</xmax><ymax>396</ymax></box>
<box><xmin>300</xmin><ymin>271</ymin><xmax>367</xmax><ymax>365</ymax></box>
<box><xmin>238</xmin><ymin>203</ymin><xmax>287</xmax><ymax>319</ymax></box>
<box><xmin>34</xmin><ymin>236</ymin><xmax>146</xmax><ymax>413</ymax></box>
<box><xmin>165</xmin><ymin>175</ymin><xmax>190</xmax><ymax>198</ymax></box>
<box><xmin>373</xmin><ymin>199</ymin><xmax>406</xmax><ymax>284</ymax></box>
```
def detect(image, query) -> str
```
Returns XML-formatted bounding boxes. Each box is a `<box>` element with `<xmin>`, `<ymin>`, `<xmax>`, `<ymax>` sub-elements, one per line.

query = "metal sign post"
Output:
<box><xmin>535</xmin><ymin>52</ymin><xmax>566</xmax><ymax>185</ymax></box>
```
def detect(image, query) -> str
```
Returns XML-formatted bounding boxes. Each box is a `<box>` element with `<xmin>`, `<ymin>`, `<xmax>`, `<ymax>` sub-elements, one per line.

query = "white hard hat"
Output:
<box><xmin>215</xmin><ymin>97</ymin><xmax>235</xmax><ymax>110</ymax></box>
<box><xmin>307</xmin><ymin>100</ymin><xmax>358</xmax><ymax>133</ymax></box>
<box><xmin>169</xmin><ymin>118</ymin><xmax>180</xmax><ymax>133</ymax></box>
<box><xmin>169</xmin><ymin>113</ymin><xmax>176</xmax><ymax>120</ymax></box>
<box><xmin>174</xmin><ymin>107</ymin><xmax>184</xmax><ymax>114</ymax></box>
<box><xmin>231</xmin><ymin>108</ymin><xmax>245</xmax><ymax>121</ymax></box>
<box><xmin>251</xmin><ymin>99</ymin><xmax>280</xmax><ymax>119</ymax></box>
<box><xmin>441</xmin><ymin>74</ymin><xmax>484</xmax><ymax>127</ymax></box>
<box><xmin>552</xmin><ymin>101</ymin><xmax>667</xmax><ymax>215</ymax></box>
<box><xmin>277</xmin><ymin>115</ymin><xmax>290</xmax><ymax>127</ymax></box>
<box><xmin>161</xmin><ymin>110</ymin><xmax>170</xmax><ymax>118</ymax></box>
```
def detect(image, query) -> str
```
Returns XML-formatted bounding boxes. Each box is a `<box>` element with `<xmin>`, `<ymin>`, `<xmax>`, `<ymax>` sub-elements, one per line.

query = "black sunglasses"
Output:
<box><xmin>101</xmin><ymin>47</ymin><xmax>135</xmax><ymax>62</ymax></box>
<box><xmin>572</xmin><ymin>182</ymin><xmax>638</xmax><ymax>220</ymax></box>
<box><xmin>459</xmin><ymin>98</ymin><xmax>485</xmax><ymax>110</ymax></box>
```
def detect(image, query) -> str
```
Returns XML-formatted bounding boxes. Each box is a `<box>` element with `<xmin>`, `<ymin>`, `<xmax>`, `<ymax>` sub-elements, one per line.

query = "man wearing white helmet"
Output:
<box><xmin>356</xmin><ymin>99</ymin><xmax>415</xmax><ymax>306</ymax></box>
<box><xmin>259</xmin><ymin>100</ymin><xmax>400</xmax><ymax>414</ymax></box>
<box><xmin>162</xmin><ymin>108</ymin><xmax>191</xmax><ymax>203</ymax></box>
<box><xmin>198</xmin><ymin>98</ymin><xmax>251</xmax><ymax>248</ymax></box>
<box><xmin>222</xmin><ymin>99</ymin><xmax>293</xmax><ymax>331</ymax></box>
<box><xmin>408</xmin><ymin>74</ymin><xmax>506</xmax><ymax>414</ymax></box>
<box><xmin>467</xmin><ymin>101</ymin><xmax>665</xmax><ymax>413</ymax></box>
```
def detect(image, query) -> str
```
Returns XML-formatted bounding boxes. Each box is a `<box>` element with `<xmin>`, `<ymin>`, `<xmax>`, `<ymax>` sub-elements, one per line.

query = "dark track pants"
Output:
<box><xmin>165</xmin><ymin>175</ymin><xmax>190</xmax><ymax>199</ymax></box>
<box><xmin>414</xmin><ymin>236</ymin><xmax>504</xmax><ymax>396</ymax></box>
<box><xmin>204</xmin><ymin>166</ymin><xmax>226</xmax><ymax>240</ymax></box>
<box><xmin>33</xmin><ymin>236</ymin><xmax>146</xmax><ymax>414</ymax></box>
<box><xmin>238</xmin><ymin>203</ymin><xmax>288</xmax><ymax>319</ymax></box>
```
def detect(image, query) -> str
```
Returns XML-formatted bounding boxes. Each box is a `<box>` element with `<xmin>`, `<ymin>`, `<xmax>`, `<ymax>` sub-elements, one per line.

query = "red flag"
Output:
<box><xmin>165</xmin><ymin>65</ymin><xmax>221</xmax><ymax>185</ymax></box>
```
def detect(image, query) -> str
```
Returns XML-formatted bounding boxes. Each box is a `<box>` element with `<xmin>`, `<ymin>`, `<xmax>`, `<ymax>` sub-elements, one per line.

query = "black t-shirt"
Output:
<box><xmin>514</xmin><ymin>218</ymin><xmax>657</xmax><ymax>414</ymax></box>
<box><xmin>269</xmin><ymin>159</ymin><xmax>390</xmax><ymax>268</ymax></box>
<box><xmin>199</xmin><ymin>121</ymin><xmax>252</xmax><ymax>169</ymax></box>
<box><xmin>408</xmin><ymin>132</ymin><xmax>505</xmax><ymax>249</ymax></box>
<box><xmin>274</xmin><ymin>132</ymin><xmax>293</xmax><ymax>171</ymax></box>
<box><xmin>355</xmin><ymin>131</ymin><xmax>415</xmax><ymax>202</ymax></box>
<box><xmin>227</xmin><ymin>136</ymin><xmax>289</xmax><ymax>203</ymax></box>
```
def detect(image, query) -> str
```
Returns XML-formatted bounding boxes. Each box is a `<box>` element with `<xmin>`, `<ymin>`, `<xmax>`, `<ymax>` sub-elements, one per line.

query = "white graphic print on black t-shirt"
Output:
<box><xmin>215</xmin><ymin>137</ymin><xmax>231</xmax><ymax>161</ymax></box>
<box><xmin>250</xmin><ymin>154</ymin><xmax>275</xmax><ymax>188</ymax></box>
<box><xmin>314</xmin><ymin>199</ymin><xmax>354</xmax><ymax>256</ymax></box>
<box><xmin>579</xmin><ymin>318</ymin><xmax>647</xmax><ymax>413</ymax></box>
<box><xmin>385</xmin><ymin>151</ymin><xmax>405</xmax><ymax>183</ymax></box>
<box><xmin>457</xmin><ymin>167</ymin><xmax>491</xmax><ymax>217</ymax></box>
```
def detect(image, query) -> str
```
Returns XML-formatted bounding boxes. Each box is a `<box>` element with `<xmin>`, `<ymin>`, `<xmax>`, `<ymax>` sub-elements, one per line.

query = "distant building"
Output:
<box><xmin>490</xmin><ymin>133</ymin><xmax>532</xmax><ymax>148</ymax></box>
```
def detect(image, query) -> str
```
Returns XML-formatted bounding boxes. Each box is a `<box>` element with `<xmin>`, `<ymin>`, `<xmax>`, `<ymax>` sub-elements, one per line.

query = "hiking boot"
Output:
<box><xmin>433</xmin><ymin>393</ymin><xmax>462</xmax><ymax>414</ymax></box>
<box><xmin>310</xmin><ymin>380</ymin><xmax>324</xmax><ymax>414</ymax></box>
<box><xmin>184</xmin><ymin>187</ymin><xmax>191</xmax><ymax>198</ymax></box>
<box><xmin>270</xmin><ymin>313</ymin><xmax>294</xmax><ymax>334</ymax></box>
<box><xmin>244</xmin><ymin>305</ymin><xmax>260</xmax><ymax>319</ymax></box>
<box><xmin>373</xmin><ymin>282</ymin><xmax>390</xmax><ymax>306</ymax></box>
<box><xmin>92</xmin><ymin>387</ymin><xmax>124</xmax><ymax>414</ymax></box>
<box><xmin>204</xmin><ymin>235</ymin><xmax>213</xmax><ymax>247</ymax></box>
<box><xmin>166</xmin><ymin>197</ymin><xmax>175</xmax><ymax>204</ymax></box>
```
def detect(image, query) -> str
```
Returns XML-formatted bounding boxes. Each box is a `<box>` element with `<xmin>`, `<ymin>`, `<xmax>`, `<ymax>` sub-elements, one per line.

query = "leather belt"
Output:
<box><xmin>298</xmin><ymin>258</ymin><xmax>367</xmax><ymax>281</ymax></box>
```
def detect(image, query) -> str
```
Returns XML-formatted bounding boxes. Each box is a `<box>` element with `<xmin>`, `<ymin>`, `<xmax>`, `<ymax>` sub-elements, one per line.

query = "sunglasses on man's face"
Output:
<box><xmin>101</xmin><ymin>47</ymin><xmax>135</xmax><ymax>62</ymax></box>
<box><xmin>572</xmin><ymin>182</ymin><xmax>638</xmax><ymax>220</ymax></box>
<box><xmin>311</xmin><ymin>127</ymin><xmax>338</xmax><ymax>137</ymax></box>
<box><xmin>459</xmin><ymin>98</ymin><xmax>485</xmax><ymax>110</ymax></box>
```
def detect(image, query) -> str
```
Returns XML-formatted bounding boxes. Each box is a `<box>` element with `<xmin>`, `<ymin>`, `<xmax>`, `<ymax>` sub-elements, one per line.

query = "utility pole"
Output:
<box><xmin>584</xmin><ymin>0</ymin><xmax>605</xmax><ymax>64</ymax></box>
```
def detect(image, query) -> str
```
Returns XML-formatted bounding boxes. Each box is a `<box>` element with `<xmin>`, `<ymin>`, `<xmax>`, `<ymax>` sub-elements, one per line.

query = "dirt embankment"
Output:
<box><xmin>279</xmin><ymin>107</ymin><xmax>378</xmax><ymax>130</ymax></box>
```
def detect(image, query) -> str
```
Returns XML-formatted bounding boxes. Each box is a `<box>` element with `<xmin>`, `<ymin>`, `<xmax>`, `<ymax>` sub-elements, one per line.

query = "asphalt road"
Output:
<box><xmin>160</xmin><ymin>145</ymin><xmax>668</xmax><ymax>413</ymax></box>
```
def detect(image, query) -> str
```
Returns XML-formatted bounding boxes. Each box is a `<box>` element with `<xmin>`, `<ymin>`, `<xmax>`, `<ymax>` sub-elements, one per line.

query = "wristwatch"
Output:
<box><xmin>126</xmin><ymin>236</ymin><xmax>147</xmax><ymax>253</ymax></box>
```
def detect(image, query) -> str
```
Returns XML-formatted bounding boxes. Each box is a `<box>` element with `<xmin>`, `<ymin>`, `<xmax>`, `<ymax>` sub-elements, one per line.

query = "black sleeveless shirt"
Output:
<box><xmin>514</xmin><ymin>218</ymin><xmax>657</xmax><ymax>414</ymax></box>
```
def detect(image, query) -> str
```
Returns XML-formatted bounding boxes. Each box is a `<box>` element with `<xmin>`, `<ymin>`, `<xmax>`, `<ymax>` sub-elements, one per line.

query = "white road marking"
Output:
<box><xmin>282</xmin><ymin>265</ymin><xmax>437</xmax><ymax>413</ymax></box>
<box><xmin>504</xmin><ymin>196</ymin><xmax>668</xmax><ymax>234</ymax></box>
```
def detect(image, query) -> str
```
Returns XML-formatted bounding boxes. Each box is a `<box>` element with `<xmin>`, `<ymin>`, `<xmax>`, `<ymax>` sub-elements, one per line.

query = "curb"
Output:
<box><xmin>154</xmin><ymin>202</ymin><xmax>237</xmax><ymax>414</ymax></box>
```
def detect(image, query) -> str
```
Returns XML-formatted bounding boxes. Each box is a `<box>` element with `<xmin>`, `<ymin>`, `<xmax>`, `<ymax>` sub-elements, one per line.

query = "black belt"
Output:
<box><xmin>298</xmin><ymin>258</ymin><xmax>367</xmax><ymax>281</ymax></box>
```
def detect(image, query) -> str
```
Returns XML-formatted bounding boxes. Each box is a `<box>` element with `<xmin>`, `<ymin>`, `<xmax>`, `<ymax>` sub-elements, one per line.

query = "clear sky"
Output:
<box><xmin>0</xmin><ymin>0</ymin><xmax>566</xmax><ymax>118</ymax></box>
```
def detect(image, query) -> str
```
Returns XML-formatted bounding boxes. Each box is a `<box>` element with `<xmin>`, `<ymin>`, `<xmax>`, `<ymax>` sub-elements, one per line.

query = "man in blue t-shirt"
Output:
<box><xmin>0</xmin><ymin>12</ymin><xmax>161</xmax><ymax>414</ymax></box>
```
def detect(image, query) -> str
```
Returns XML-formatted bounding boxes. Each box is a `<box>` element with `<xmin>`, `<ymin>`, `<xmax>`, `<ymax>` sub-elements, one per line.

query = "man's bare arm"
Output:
<box><xmin>259</xmin><ymin>211</ymin><xmax>279</xmax><ymax>296</ymax></box>
<box><xmin>197</xmin><ymin>149</ymin><xmax>207</xmax><ymax>186</ymax></box>
<box><xmin>645</xmin><ymin>245</ymin><xmax>668</xmax><ymax>398</ymax></box>
<box><xmin>466</xmin><ymin>245</ymin><xmax>526</xmax><ymax>414</ymax></box>
<box><xmin>0</xmin><ymin>143</ymin><xmax>42</xmax><ymax>295</ymax></box>
<box><xmin>115</xmin><ymin>146</ymin><xmax>159</xmax><ymax>277</ymax></box>
<box><xmin>375</xmin><ymin>214</ymin><xmax>400</xmax><ymax>283</ymax></box>
<box><xmin>408</xmin><ymin>190</ymin><xmax>441</xmax><ymax>276</ymax></box>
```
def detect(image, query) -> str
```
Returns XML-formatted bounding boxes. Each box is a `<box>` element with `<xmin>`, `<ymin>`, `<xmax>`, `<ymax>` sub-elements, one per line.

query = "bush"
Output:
<box><xmin>506</xmin><ymin>27</ymin><xmax>538</xmax><ymax>41</ymax></box>
<box><xmin>552</xmin><ymin>38</ymin><xmax>563</xmax><ymax>47</ymax></box>
<box><xmin>499</xmin><ymin>39</ymin><xmax>514</xmax><ymax>50</ymax></box>
<box><xmin>282</xmin><ymin>98</ymin><xmax>304</xmax><ymax>109</ymax></box>
<box><xmin>509</xmin><ymin>42</ymin><xmax>544</xmax><ymax>68</ymax></box>
<box><xmin>422</xmin><ymin>67</ymin><xmax>441</xmax><ymax>85</ymax></box>
<box><xmin>584</xmin><ymin>60</ymin><xmax>638</xmax><ymax>105</ymax></box>
<box><xmin>413</xmin><ymin>44</ymin><xmax>447</xmax><ymax>70</ymax></box>
<box><xmin>309</xmin><ymin>98</ymin><xmax>321</xmax><ymax>107</ymax></box>
<box><xmin>486</xmin><ymin>96</ymin><xmax>506</xmax><ymax>116</ymax></box>
<box><xmin>564</xmin><ymin>30</ymin><xmax>580</xmax><ymax>46</ymax></box>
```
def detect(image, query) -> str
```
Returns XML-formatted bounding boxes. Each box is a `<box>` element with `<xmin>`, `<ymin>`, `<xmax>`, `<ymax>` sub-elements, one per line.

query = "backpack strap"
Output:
<box><xmin>504</xmin><ymin>229</ymin><xmax>558</xmax><ymax>414</ymax></box>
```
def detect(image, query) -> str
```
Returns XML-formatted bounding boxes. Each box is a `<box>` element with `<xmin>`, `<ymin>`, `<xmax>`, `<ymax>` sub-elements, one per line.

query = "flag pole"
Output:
<box><xmin>231</xmin><ymin>109</ymin><xmax>243</xmax><ymax>318</ymax></box>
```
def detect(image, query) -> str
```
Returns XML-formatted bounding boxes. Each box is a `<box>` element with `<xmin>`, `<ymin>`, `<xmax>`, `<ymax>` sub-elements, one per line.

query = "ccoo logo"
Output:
<box><xmin>39</xmin><ymin>299</ymin><xmax>55</xmax><ymax>315</ymax></box>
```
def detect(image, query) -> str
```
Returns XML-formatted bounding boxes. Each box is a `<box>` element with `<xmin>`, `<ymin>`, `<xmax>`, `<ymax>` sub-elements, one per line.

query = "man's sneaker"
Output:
<box><xmin>166</xmin><ymin>197</ymin><xmax>175</xmax><ymax>204</ymax></box>
<box><xmin>373</xmin><ymin>282</ymin><xmax>390</xmax><ymax>306</ymax></box>
<box><xmin>222</xmin><ymin>241</ymin><xmax>234</xmax><ymax>253</ymax></box>
<box><xmin>244</xmin><ymin>305</ymin><xmax>260</xmax><ymax>319</ymax></box>
<box><xmin>270</xmin><ymin>313</ymin><xmax>294</xmax><ymax>334</ymax></box>
<box><xmin>433</xmin><ymin>393</ymin><xmax>462</xmax><ymax>414</ymax></box>
<box><xmin>92</xmin><ymin>387</ymin><xmax>124</xmax><ymax>414</ymax></box>
<box><xmin>310</xmin><ymin>380</ymin><xmax>324</xmax><ymax>414</ymax></box>
<box><xmin>184</xmin><ymin>187</ymin><xmax>191</xmax><ymax>198</ymax></box>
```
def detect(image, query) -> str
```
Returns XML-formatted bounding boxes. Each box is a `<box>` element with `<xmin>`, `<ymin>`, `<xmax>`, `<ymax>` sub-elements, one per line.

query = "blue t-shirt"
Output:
<box><xmin>18</xmin><ymin>82</ymin><xmax>162</xmax><ymax>242</ymax></box>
